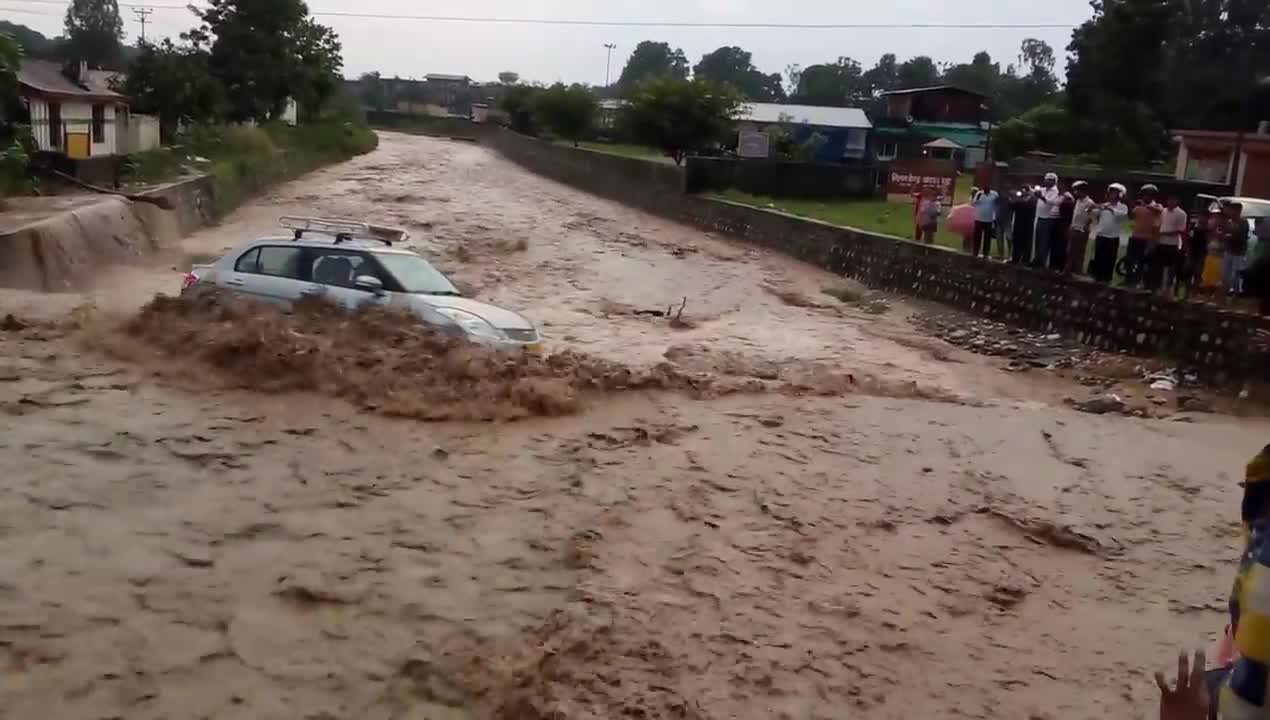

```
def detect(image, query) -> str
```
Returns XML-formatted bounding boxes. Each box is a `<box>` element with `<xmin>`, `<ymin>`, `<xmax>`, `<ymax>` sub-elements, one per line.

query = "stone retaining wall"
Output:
<box><xmin>490</xmin><ymin>129</ymin><xmax>1270</xmax><ymax>381</ymax></box>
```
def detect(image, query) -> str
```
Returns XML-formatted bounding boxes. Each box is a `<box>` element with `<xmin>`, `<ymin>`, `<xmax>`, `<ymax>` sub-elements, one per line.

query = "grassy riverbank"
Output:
<box><xmin>124</xmin><ymin>120</ymin><xmax>379</xmax><ymax>217</ymax></box>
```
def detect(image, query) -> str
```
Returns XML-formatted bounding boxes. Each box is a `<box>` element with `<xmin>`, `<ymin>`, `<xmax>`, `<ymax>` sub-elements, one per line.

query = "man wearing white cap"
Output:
<box><xmin>1033</xmin><ymin>172</ymin><xmax>1063</xmax><ymax>269</ymax></box>
<box><xmin>1089</xmin><ymin>183</ymin><xmax>1130</xmax><ymax>282</ymax></box>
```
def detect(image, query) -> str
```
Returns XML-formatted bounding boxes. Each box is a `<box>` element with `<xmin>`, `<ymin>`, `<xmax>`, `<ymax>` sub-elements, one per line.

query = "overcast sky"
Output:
<box><xmin>6</xmin><ymin>0</ymin><xmax>1096</xmax><ymax>85</ymax></box>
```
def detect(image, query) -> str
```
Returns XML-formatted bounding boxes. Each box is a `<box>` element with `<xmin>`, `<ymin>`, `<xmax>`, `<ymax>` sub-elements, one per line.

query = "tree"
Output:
<box><xmin>532</xmin><ymin>83</ymin><xmax>597</xmax><ymax>145</ymax></box>
<box><xmin>0</xmin><ymin>33</ymin><xmax>32</xmax><ymax>200</ymax></box>
<box><xmin>289</xmin><ymin>17</ymin><xmax>342</xmax><ymax>122</ymax></box>
<box><xmin>118</xmin><ymin>38</ymin><xmax>223</xmax><ymax>139</ymax></box>
<box><xmin>863</xmin><ymin>53</ymin><xmax>899</xmax><ymax>94</ymax></box>
<box><xmin>190</xmin><ymin>0</ymin><xmax>343</xmax><ymax>122</ymax></box>
<box><xmin>991</xmin><ymin>103</ymin><xmax>1073</xmax><ymax>159</ymax></box>
<box><xmin>941</xmin><ymin>51</ymin><xmax>999</xmax><ymax>97</ymax></box>
<box><xmin>1160</xmin><ymin>0</ymin><xmax>1270</xmax><ymax>131</ymax></box>
<box><xmin>617</xmin><ymin>41</ymin><xmax>688</xmax><ymax>90</ymax></box>
<box><xmin>1065</xmin><ymin>0</ymin><xmax>1177</xmax><ymax>165</ymax></box>
<box><xmin>791</xmin><ymin>57</ymin><xmax>869</xmax><ymax>106</ymax></box>
<box><xmin>693</xmin><ymin>46</ymin><xmax>784</xmax><ymax>101</ymax></box>
<box><xmin>358</xmin><ymin>71</ymin><xmax>386</xmax><ymax>110</ymax></box>
<box><xmin>500</xmin><ymin>84</ymin><xmax>540</xmax><ymax>134</ymax></box>
<box><xmin>63</xmin><ymin>0</ymin><xmax>123</xmax><ymax>69</ymax></box>
<box><xmin>622</xmin><ymin>77</ymin><xmax>741</xmax><ymax>164</ymax></box>
<box><xmin>498</xmin><ymin>71</ymin><xmax>519</xmax><ymax>84</ymax></box>
<box><xmin>897</xmin><ymin>55</ymin><xmax>940</xmax><ymax>88</ymax></box>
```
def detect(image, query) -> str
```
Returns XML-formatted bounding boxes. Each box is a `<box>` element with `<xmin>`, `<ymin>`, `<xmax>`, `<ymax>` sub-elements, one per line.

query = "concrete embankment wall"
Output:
<box><xmin>489</xmin><ymin>129</ymin><xmax>1270</xmax><ymax>381</ymax></box>
<box><xmin>0</xmin><ymin>176</ymin><xmax>213</xmax><ymax>292</ymax></box>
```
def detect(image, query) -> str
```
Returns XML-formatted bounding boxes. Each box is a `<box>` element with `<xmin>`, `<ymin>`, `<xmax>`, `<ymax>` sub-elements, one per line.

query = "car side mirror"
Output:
<box><xmin>354</xmin><ymin>275</ymin><xmax>384</xmax><ymax>294</ymax></box>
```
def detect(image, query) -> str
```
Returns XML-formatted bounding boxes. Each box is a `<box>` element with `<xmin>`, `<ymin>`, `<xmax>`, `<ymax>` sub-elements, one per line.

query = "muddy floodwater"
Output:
<box><xmin>1</xmin><ymin>132</ymin><xmax>1267</xmax><ymax>719</ymax></box>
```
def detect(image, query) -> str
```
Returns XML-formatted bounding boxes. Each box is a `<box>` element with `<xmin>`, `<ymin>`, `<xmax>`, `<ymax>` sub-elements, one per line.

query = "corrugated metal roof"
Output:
<box><xmin>737</xmin><ymin>102</ymin><xmax>871</xmax><ymax>129</ymax></box>
<box><xmin>878</xmin><ymin>84</ymin><xmax>988</xmax><ymax>98</ymax></box>
<box><xmin>17</xmin><ymin>59</ymin><xmax>124</xmax><ymax>101</ymax></box>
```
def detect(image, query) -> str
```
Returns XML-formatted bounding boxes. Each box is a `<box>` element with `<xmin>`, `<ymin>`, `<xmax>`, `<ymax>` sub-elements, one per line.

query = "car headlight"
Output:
<box><xmin>435</xmin><ymin>308</ymin><xmax>505</xmax><ymax>341</ymax></box>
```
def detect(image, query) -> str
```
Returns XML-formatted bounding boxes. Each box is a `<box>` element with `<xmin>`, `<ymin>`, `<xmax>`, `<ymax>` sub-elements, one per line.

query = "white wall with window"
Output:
<box><xmin>25</xmin><ymin>96</ymin><xmax>120</xmax><ymax>156</ymax></box>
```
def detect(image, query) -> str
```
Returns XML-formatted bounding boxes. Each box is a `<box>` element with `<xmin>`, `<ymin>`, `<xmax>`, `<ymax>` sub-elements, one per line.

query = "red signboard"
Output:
<box><xmin>886</xmin><ymin>158</ymin><xmax>958</xmax><ymax>198</ymax></box>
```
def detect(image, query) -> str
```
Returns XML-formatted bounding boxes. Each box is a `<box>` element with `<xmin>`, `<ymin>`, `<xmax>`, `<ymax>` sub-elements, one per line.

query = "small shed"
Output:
<box><xmin>735</xmin><ymin>102</ymin><xmax>872</xmax><ymax>163</ymax></box>
<box><xmin>17</xmin><ymin>59</ymin><xmax>128</xmax><ymax>159</ymax></box>
<box><xmin>922</xmin><ymin>136</ymin><xmax>963</xmax><ymax>162</ymax></box>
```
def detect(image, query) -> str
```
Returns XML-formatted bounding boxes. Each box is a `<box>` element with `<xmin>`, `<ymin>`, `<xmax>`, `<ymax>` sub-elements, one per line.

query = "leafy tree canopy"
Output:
<box><xmin>693</xmin><ymin>46</ymin><xmax>784</xmax><ymax>101</ymax></box>
<box><xmin>621</xmin><ymin>76</ymin><xmax>741</xmax><ymax>164</ymax></box>
<box><xmin>533</xmin><ymin>83</ymin><xmax>597</xmax><ymax>145</ymax></box>
<box><xmin>789</xmin><ymin>57</ymin><xmax>869</xmax><ymax>107</ymax></box>
<box><xmin>63</xmin><ymin>0</ymin><xmax>123</xmax><ymax>69</ymax></box>
<box><xmin>897</xmin><ymin>56</ymin><xmax>940</xmax><ymax>88</ymax></box>
<box><xmin>116</xmin><ymin>38</ymin><xmax>223</xmax><ymax>138</ymax></box>
<box><xmin>617</xmin><ymin>41</ymin><xmax>688</xmax><ymax>90</ymax></box>
<box><xmin>189</xmin><ymin>0</ymin><xmax>342</xmax><ymax>122</ymax></box>
<box><xmin>1065</xmin><ymin>0</ymin><xmax>1176</xmax><ymax>165</ymax></box>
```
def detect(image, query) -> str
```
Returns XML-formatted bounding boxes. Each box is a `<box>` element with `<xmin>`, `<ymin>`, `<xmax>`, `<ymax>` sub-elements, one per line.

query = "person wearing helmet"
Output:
<box><xmin>1128</xmin><ymin>184</ymin><xmax>1164</xmax><ymax>288</ymax></box>
<box><xmin>1089</xmin><ymin>183</ymin><xmax>1129</xmax><ymax>282</ymax></box>
<box><xmin>1066</xmin><ymin>181</ymin><xmax>1096</xmax><ymax>274</ymax></box>
<box><xmin>1032</xmin><ymin>172</ymin><xmax>1063</xmax><ymax>269</ymax></box>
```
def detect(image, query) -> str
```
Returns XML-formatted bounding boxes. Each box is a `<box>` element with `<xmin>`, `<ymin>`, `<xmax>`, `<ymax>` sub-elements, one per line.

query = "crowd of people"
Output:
<box><xmin>912</xmin><ymin>175</ymin><xmax>1270</xmax><ymax>315</ymax></box>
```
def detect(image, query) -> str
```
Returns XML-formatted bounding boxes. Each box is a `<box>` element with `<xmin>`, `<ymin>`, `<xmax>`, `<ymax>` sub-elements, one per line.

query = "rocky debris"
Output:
<box><xmin>1178</xmin><ymin>395</ymin><xmax>1215</xmax><ymax>413</ymax></box>
<box><xmin>915</xmin><ymin>312</ymin><xmax>1092</xmax><ymax>367</ymax></box>
<box><xmin>1066</xmin><ymin>394</ymin><xmax>1126</xmax><ymax>415</ymax></box>
<box><xmin>1</xmin><ymin>313</ymin><xmax>28</xmax><ymax>332</ymax></box>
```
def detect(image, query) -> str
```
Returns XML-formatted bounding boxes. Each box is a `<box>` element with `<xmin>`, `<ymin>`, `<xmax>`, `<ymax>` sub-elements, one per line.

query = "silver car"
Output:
<box><xmin>182</xmin><ymin>216</ymin><xmax>542</xmax><ymax>351</ymax></box>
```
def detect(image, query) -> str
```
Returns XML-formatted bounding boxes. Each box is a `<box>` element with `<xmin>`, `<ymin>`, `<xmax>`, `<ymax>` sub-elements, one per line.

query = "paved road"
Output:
<box><xmin>0</xmin><ymin>132</ymin><xmax>1263</xmax><ymax>719</ymax></box>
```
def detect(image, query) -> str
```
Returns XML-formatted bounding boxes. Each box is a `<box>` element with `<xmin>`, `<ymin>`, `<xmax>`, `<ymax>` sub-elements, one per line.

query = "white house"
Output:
<box><xmin>17</xmin><ymin>59</ymin><xmax>129</xmax><ymax>159</ymax></box>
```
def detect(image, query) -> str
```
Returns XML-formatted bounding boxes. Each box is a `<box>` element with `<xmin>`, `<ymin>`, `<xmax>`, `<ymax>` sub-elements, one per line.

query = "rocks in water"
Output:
<box><xmin>1177</xmin><ymin>395</ymin><xmax>1215</xmax><ymax>413</ymax></box>
<box><xmin>1067</xmin><ymin>394</ymin><xmax>1126</xmax><ymax>415</ymax></box>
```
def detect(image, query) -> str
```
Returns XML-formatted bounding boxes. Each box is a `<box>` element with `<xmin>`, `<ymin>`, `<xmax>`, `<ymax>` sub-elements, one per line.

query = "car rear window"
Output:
<box><xmin>236</xmin><ymin>246</ymin><xmax>303</xmax><ymax>279</ymax></box>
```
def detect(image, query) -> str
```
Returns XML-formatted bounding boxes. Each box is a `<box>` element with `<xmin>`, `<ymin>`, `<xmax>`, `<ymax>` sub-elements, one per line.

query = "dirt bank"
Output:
<box><xmin>0</xmin><ymin>194</ymin><xmax>182</xmax><ymax>292</ymax></box>
<box><xmin>0</xmin><ymin>132</ymin><xmax>1266</xmax><ymax>719</ymax></box>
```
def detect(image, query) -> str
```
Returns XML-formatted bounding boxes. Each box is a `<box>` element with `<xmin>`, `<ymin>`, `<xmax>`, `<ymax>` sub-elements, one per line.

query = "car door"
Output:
<box><xmin>221</xmin><ymin>244</ymin><xmax>311</xmax><ymax>307</ymax></box>
<box><xmin>302</xmin><ymin>247</ymin><xmax>389</xmax><ymax>310</ymax></box>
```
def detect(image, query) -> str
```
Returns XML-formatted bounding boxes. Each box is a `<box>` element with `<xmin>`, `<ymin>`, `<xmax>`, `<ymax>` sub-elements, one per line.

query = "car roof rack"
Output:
<box><xmin>279</xmin><ymin>216</ymin><xmax>409</xmax><ymax>246</ymax></box>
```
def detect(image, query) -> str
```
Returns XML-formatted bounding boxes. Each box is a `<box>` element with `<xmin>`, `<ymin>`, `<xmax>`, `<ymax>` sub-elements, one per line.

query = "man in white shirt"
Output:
<box><xmin>1089</xmin><ymin>183</ymin><xmax>1130</xmax><ymax>283</ymax></box>
<box><xmin>971</xmin><ymin>187</ymin><xmax>999</xmax><ymax>258</ymax></box>
<box><xmin>1067</xmin><ymin>180</ymin><xmax>1097</xmax><ymax>274</ymax></box>
<box><xmin>1151</xmin><ymin>194</ymin><xmax>1187</xmax><ymax>294</ymax></box>
<box><xmin>1032</xmin><ymin>172</ymin><xmax>1063</xmax><ymax>269</ymax></box>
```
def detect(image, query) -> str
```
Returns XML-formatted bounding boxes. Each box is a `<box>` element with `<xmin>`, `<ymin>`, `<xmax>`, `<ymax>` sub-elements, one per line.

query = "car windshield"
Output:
<box><xmin>375</xmin><ymin>253</ymin><xmax>460</xmax><ymax>295</ymax></box>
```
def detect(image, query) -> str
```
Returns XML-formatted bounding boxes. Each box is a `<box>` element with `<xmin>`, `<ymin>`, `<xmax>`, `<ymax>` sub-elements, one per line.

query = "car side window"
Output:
<box><xmin>308</xmin><ymin>249</ymin><xmax>377</xmax><ymax>289</ymax></box>
<box><xmin>234</xmin><ymin>248</ymin><xmax>260</xmax><ymax>273</ymax></box>
<box><xmin>235</xmin><ymin>246</ymin><xmax>302</xmax><ymax>278</ymax></box>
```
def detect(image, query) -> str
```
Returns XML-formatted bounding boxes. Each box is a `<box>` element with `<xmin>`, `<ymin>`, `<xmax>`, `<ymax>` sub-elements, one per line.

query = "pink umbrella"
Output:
<box><xmin>947</xmin><ymin>203</ymin><xmax>975</xmax><ymax>238</ymax></box>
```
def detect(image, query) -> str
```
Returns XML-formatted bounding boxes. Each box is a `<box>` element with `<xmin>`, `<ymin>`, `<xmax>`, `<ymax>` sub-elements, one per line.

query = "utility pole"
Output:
<box><xmin>134</xmin><ymin>7</ymin><xmax>152</xmax><ymax>43</ymax></box>
<box><xmin>603</xmin><ymin>43</ymin><xmax>616</xmax><ymax>89</ymax></box>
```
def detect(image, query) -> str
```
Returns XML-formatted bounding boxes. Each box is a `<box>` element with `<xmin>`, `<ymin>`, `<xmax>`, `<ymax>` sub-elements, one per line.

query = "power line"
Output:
<box><xmin>133</xmin><ymin>7</ymin><xmax>152</xmax><ymax>41</ymax></box>
<box><xmin>2</xmin><ymin>0</ymin><xmax>1079</xmax><ymax>29</ymax></box>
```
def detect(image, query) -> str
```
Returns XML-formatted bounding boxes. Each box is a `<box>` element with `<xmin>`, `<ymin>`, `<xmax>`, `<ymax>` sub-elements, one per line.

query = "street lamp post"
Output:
<box><xmin>604</xmin><ymin>43</ymin><xmax>617</xmax><ymax>89</ymax></box>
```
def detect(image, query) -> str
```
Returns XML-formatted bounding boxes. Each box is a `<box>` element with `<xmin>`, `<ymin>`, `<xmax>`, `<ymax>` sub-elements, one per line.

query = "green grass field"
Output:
<box><xmin>712</xmin><ymin>189</ymin><xmax>968</xmax><ymax>250</ymax></box>
<box><xmin>558</xmin><ymin>141</ymin><xmax>674</xmax><ymax>164</ymax></box>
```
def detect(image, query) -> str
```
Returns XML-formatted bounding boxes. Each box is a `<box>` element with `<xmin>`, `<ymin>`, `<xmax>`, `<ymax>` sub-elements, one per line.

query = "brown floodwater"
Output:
<box><xmin>0</xmin><ymin>132</ymin><xmax>1266</xmax><ymax>720</ymax></box>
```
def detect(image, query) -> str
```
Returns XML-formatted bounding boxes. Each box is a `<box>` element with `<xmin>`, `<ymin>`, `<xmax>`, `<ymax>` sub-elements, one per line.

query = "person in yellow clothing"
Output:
<box><xmin>1218</xmin><ymin>445</ymin><xmax>1270</xmax><ymax>719</ymax></box>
